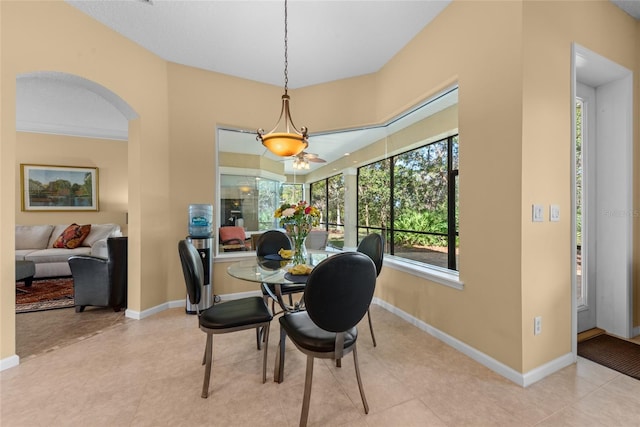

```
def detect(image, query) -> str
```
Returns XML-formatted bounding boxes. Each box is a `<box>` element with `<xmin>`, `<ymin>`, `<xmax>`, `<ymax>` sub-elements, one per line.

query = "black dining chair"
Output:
<box><xmin>256</xmin><ymin>230</ymin><xmax>305</xmax><ymax>313</ymax></box>
<box><xmin>356</xmin><ymin>233</ymin><xmax>384</xmax><ymax>347</ymax></box>
<box><xmin>275</xmin><ymin>251</ymin><xmax>377</xmax><ymax>427</ymax></box>
<box><xmin>178</xmin><ymin>240</ymin><xmax>273</xmax><ymax>398</ymax></box>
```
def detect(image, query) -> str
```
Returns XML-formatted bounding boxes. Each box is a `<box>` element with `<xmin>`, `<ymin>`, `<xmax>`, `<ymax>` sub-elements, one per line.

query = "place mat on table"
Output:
<box><xmin>264</xmin><ymin>254</ymin><xmax>289</xmax><ymax>261</ymax></box>
<box><xmin>284</xmin><ymin>272</ymin><xmax>309</xmax><ymax>283</ymax></box>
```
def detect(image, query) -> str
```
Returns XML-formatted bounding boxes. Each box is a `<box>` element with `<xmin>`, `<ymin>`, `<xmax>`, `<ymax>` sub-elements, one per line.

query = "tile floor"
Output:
<box><xmin>15</xmin><ymin>306</ymin><xmax>128</xmax><ymax>360</ymax></box>
<box><xmin>3</xmin><ymin>305</ymin><xmax>640</xmax><ymax>426</ymax></box>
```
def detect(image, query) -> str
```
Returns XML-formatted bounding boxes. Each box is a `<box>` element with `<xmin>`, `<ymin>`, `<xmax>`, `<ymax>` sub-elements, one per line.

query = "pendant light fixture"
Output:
<box><xmin>257</xmin><ymin>0</ymin><xmax>308</xmax><ymax>157</ymax></box>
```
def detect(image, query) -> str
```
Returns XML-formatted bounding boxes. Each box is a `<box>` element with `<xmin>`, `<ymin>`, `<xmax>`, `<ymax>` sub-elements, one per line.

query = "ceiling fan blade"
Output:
<box><xmin>308</xmin><ymin>157</ymin><xmax>326</xmax><ymax>163</ymax></box>
<box><xmin>303</xmin><ymin>152</ymin><xmax>319</xmax><ymax>159</ymax></box>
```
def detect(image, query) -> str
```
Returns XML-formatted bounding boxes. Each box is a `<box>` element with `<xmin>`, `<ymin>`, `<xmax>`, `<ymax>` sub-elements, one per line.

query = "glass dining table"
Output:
<box><xmin>226</xmin><ymin>250</ymin><xmax>334</xmax><ymax>312</ymax></box>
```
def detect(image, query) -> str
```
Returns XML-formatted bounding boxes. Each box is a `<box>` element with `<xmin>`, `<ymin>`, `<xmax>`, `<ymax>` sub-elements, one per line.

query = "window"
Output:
<box><xmin>310</xmin><ymin>174</ymin><xmax>345</xmax><ymax>248</ymax></box>
<box><xmin>281</xmin><ymin>183</ymin><xmax>303</xmax><ymax>205</ymax></box>
<box><xmin>358</xmin><ymin>135</ymin><xmax>459</xmax><ymax>270</ymax></box>
<box><xmin>220</xmin><ymin>174</ymin><xmax>282</xmax><ymax>231</ymax></box>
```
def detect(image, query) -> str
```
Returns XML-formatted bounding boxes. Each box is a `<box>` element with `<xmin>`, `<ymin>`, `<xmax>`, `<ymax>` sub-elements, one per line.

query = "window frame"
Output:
<box><xmin>357</xmin><ymin>134</ymin><xmax>459</xmax><ymax>272</ymax></box>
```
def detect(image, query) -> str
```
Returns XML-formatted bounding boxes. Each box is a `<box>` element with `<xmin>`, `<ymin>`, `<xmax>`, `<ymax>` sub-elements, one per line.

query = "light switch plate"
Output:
<box><xmin>550</xmin><ymin>204</ymin><xmax>560</xmax><ymax>222</ymax></box>
<box><xmin>532</xmin><ymin>204</ymin><xmax>544</xmax><ymax>222</ymax></box>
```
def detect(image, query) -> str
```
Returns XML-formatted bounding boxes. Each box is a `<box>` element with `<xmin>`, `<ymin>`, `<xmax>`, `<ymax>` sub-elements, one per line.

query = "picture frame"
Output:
<box><xmin>21</xmin><ymin>164</ymin><xmax>99</xmax><ymax>211</ymax></box>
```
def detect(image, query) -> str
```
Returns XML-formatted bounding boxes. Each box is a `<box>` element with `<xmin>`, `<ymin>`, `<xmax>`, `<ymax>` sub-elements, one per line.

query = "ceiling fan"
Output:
<box><xmin>291</xmin><ymin>151</ymin><xmax>326</xmax><ymax>170</ymax></box>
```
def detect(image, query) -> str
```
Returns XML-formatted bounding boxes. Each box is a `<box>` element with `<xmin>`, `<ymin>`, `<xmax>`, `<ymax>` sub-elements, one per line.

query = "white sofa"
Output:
<box><xmin>15</xmin><ymin>223</ymin><xmax>122</xmax><ymax>278</ymax></box>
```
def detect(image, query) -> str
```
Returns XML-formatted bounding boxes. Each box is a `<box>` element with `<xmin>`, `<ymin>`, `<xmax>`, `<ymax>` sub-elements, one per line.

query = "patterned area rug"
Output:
<box><xmin>15</xmin><ymin>277</ymin><xmax>74</xmax><ymax>313</ymax></box>
<box><xmin>578</xmin><ymin>334</ymin><xmax>640</xmax><ymax>381</ymax></box>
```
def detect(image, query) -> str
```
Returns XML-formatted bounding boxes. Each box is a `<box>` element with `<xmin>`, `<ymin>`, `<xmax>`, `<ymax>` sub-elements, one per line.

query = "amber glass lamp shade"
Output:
<box><xmin>261</xmin><ymin>133</ymin><xmax>307</xmax><ymax>157</ymax></box>
<box><xmin>257</xmin><ymin>94</ymin><xmax>308</xmax><ymax>157</ymax></box>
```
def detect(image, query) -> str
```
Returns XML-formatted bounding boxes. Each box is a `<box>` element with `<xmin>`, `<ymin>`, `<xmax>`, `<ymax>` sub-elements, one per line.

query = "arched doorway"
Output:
<box><xmin>15</xmin><ymin>71</ymin><xmax>136</xmax><ymax>357</ymax></box>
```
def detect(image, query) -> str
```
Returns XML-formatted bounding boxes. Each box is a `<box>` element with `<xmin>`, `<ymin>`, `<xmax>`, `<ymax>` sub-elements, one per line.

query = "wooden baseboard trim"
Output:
<box><xmin>577</xmin><ymin>328</ymin><xmax>606</xmax><ymax>343</ymax></box>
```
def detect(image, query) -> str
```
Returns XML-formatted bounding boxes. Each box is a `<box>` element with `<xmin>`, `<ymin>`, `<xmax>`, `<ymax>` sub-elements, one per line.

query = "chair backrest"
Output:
<box><xmin>256</xmin><ymin>230</ymin><xmax>291</xmax><ymax>256</ymax></box>
<box><xmin>178</xmin><ymin>240</ymin><xmax>204</xmax><ymax>305</ymax></box>
<box><xmin>304</xmin><ymin>252</ymin><xmax>376</xmax><ymax>333</ymax></box>
<box><xmin>305</xmin><ymin>229</ymin><xmax>329</xmax><ymax>250</ymax></box>
<box><xmin>250</xmin><ymin>233</ymin><xmax>263</xmax><ymax>250</ymax></box>
<box><xmin>107</xmin><ymin>236</ymin><xmax>128</xmax><ymax>305</ymax></box>
<box><xmin>357</xmin><ymin>233</ymin><xmax>384</xmax><ymax>277</ymax></box>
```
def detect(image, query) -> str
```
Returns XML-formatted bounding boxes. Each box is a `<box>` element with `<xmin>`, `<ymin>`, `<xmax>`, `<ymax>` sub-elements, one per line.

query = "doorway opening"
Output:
<box><xmin>572</xmin><ymin>44</ymin><xmax>634</xmax><ymax>348</ymax></box>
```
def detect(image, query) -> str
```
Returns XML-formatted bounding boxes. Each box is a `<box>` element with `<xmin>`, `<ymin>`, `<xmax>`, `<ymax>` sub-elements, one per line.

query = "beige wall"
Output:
<box><xmin>1</xmin><ymin>0</ymin><xmax>638</xmax><ymax>379</ymax></box>
<box><xmin>518</xmin><ymin>0</ymin><xmax>639</xmax><ymax>371</ymax></box>
<box><xmin>1</xmin><ymin>0</ymin><xmax>170</xmax><ymax>360</ymax></box>
<box><xmin>15</xmin><ymin>133</ymin><xmax>128</xmax><ymax>229</ymax></box>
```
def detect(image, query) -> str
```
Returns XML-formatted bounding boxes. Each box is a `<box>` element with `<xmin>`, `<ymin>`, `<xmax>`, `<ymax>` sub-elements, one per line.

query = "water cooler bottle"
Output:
<box><xmin>185</xmin><ymin>236</ymin><xmax>214</xmax><ymax>314</ymax></box>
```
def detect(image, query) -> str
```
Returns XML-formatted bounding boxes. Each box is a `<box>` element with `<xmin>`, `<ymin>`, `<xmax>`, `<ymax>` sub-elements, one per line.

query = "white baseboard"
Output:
<box><xmin>0</xmin><ymin>355</ymin><xmax>19</xmax><ymax>372</ymax></box>
<box><xmin>372</xmin><ymin>297</ymin><xmax>574</xmax><ymax>387</ymax></box>
<box><xmin>125</xmin><ymin>290</ymin><xmax>262</xmax><ymax>320</ymax></box>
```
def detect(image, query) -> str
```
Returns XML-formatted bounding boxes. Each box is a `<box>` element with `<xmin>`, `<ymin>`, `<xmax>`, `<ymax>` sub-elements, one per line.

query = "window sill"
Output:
<box><xmin>384</xmin><ymin>256</ymin><xmax>464</xmax><ymax>290</ymax></box>
<box><xmin>214</xmin><ymin>251</ymin><xmax>255</xmax><ymax>263</ymax></box>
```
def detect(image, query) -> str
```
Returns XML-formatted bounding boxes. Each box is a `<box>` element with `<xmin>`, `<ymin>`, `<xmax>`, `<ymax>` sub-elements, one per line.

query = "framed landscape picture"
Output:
<box><xmin>21</xmin><ymin>164</ymin><xmax>99</xmax><ymax>211</ymax></box>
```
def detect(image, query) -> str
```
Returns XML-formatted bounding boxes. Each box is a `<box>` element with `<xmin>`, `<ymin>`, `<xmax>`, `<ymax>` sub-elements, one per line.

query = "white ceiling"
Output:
<box><xmin>66</xmin><ymin>0</ymin><xmax>451</xmax><ymax>89</ymax></box>
<box><xmin>610</xmin><ymin>0</ymin><xmax>640</xmax><ymax>19</ymax></box>
<box><xmin>16</xmin><ymin>1</ymin><xmax>638</xmax><ymax>174</ymax></box>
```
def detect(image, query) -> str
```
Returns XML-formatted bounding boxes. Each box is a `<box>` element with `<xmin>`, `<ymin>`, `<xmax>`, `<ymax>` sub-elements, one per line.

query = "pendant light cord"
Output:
<box><xmin>284</xmin><ymin>0</ymin><xmax>289</xmax><ymax>95</ymax></box>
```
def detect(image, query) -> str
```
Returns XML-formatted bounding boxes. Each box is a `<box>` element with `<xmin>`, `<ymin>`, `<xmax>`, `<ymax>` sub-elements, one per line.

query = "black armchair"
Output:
<box><xmin>68</xmin><ymin>236</ymin><xmax>128</xmax><ymax>313</ymax></box>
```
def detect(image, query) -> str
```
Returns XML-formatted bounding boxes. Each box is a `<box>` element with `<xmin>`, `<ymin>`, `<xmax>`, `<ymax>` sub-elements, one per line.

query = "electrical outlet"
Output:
<box><xmin>534</xmin><ymin>316</ymin><xmax>542</xmax><ymax>335</ymax></box>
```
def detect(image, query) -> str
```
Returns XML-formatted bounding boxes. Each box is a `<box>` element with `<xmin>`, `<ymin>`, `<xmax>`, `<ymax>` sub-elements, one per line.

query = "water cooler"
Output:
<box><xmin>185</xmin><ymin>236</ymin><xmax>214</xmax><ymax>314</ymax></box>
<box><xmin>186</xmin><ymin>204</ymin><xmax>215</xmax><ymax>314</ymax></box>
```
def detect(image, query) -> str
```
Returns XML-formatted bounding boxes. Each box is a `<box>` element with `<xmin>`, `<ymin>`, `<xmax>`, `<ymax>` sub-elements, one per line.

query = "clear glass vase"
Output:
<box><xmin>284</xmin><ymin>222</ymin><xmax>309</xmax><ymax>266</ymax></box>
<box><xmin>291</xmin><ymin>235</ymin><xmax>308</xmax><ymax>266</ymax></box>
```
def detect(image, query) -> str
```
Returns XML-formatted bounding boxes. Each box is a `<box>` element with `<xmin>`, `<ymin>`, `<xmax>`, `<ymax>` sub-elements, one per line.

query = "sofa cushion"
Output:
<box><xmin>15</xmin><ymin>225</ymin><xmax>54</xmax><ymax>250</ymax></box>
<box><xmin>15</xmin><ymin>249</ymin><xmax>38</xmax><ymax>261</ymax></box>
<box><xmin>25</xmin><ymin>247</ymin><xmax>92</xmax><ymax>264</ymax></box>
<box><xmin>83</xmin><ymin>223</ymin><xmax>121</xmax><ymax>247</ymax></box>
<box><xmin>52</xmin><ymin>223</ymin><xmax>92</xmax><ymax>249</ymax></box>
<box><xmin>46</xmin><ymin>223</ymin><xmax>120</xmax><ymax>248</ymax></box>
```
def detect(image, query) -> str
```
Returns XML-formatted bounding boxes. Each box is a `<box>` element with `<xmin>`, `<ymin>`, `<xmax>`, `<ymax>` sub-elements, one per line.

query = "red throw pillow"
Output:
<box><xmin>53</xmin><ymin>223</ymin><xmax>92</xmax><ymax>249</ymax></box>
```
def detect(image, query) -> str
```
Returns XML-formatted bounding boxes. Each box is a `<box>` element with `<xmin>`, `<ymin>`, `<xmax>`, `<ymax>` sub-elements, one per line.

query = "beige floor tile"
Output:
<box><xmin>363</xmin><ymin>398</ymin><xmax>447</xmax><ymax>427</ymax></box>
<box><xmin>3</xmin><ymin>304</ymin><xmax>640</xmax><ymax>427</ymax></box>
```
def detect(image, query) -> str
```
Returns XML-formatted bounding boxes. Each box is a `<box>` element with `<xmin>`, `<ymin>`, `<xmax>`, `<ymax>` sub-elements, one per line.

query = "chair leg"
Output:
<box><xmin>352</xmin><ymin>345</ymin><xmax>369</xmax><ymax>414</ymax></box>
<box><xmin>256</xmin><ymin>328</ymin><xmax>262</xmax><ymax>350</ymax></box>
<box><xmin>261</xmin><ymin>323</ymin><xmax>270</xmax><ymax>383</ymax></box>
<box><xmin>275</xmin><ymin>325</ymin><xmax>287</xmax><ymax>383</ymax></box>
<box><xmin>201</xmin><ymin>333</ymin><xmax>213</xmax><ymax>398</ymax></box>
<box><xmin>367</xmin><ymin>309</ymin><xmax>377</xmax><ymax>347</ymax></box>
<box><xmin>299</xmin><ymin>356</ymin><xmax>315</xmax><ymax>427</ymax></box>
